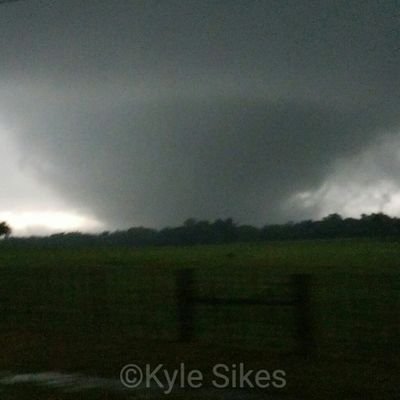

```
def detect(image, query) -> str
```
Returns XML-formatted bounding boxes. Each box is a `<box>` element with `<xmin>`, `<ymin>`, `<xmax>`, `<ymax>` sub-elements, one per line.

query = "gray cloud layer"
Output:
<box><xmin>0</xmin><ymin>0</ymin><xmax>399</xmax><ymax>229</ymax></box>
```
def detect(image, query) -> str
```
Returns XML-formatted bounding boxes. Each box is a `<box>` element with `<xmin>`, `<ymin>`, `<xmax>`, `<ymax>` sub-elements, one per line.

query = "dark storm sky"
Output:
<box><xmin>0</xmin><ymin>0</ymin><xmax>399</xmax><ymax>232</ymax></box>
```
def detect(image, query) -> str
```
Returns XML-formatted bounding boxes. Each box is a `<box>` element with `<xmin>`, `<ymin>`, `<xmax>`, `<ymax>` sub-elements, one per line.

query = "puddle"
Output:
<box><xmin>0</xmin><ymin>371</ymin><xmax>133</xmax><ymax>393</ymax></box>
<box><xmin>0</xmin><ymin>371</ymin><xmax>283</xmax><ymax>398</ymax></box>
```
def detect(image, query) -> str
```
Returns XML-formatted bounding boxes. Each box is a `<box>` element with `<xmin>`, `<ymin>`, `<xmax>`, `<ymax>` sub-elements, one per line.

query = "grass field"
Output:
<box><xmin>1</xmin><ymin>237</ymin><xmax>400</xmax><ymax>271</ymax></box>
<box><xmin>0</xmin><ymin>238</ymin><xmax>399</xmax><ymax>399</ymax></box>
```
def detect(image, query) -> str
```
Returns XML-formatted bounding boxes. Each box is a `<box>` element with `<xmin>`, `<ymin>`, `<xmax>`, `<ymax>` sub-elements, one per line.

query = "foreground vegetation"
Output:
<box><xmin>0</xmin><ymin>237</ymin><xmax>399</xmax><ymax>273</ymax></box>
<box><xmin>0</xmin><ymin>238</ymin><xmax>398</xmax><ymax>399</ymax></box>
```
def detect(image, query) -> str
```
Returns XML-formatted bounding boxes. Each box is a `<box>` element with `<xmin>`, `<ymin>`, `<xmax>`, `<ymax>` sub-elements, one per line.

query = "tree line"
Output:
<box><xmin>3</xmin><ymin>212</ymin><xmax>400</xmax><ymax>247</ymax></box>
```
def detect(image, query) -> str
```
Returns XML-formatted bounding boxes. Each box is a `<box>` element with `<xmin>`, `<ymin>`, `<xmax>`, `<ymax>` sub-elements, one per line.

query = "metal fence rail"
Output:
<box><xmin>176</xmin><ymin>269</ymin><xmax>314</xmax><ymax>356</ymax></box>
<box><xmin>0</xmin><ymin>267</ymin><xmax>398</xmax><ymax>359</ymax></box>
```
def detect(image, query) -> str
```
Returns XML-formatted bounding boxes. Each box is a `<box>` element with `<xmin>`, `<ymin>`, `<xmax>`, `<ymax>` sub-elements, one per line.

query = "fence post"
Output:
<box><xmin>176</xmin><ymin>269</ymin><xmax>195</xmax><ymax>342</ymax></box>
<box><xmin>293</xmin><ymin>274</ymin><xmax>314</xmax><ymax>357</ymax></box>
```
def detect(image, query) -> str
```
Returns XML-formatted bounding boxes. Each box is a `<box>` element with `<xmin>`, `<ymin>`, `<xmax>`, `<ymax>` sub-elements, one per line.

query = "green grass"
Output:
<box><xmin>0</xmin><ymin>238</ymin><xmax>399</xmax><ymax>399</ymax></box>
<box><xmin>1</xmin><ymin>238</ymin><xmax>400</xmax><ymax>272</ymax></box>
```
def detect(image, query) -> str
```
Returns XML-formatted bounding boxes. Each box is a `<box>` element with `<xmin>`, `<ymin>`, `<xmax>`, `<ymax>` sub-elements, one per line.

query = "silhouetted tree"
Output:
<box><xmin>212</xmin><ymin>218</ymin><xmax>237</xmax><ymax>243</ymax></box>
<box><xmin>317</xmin><ymin>213</ymin><xmax>344</xmax><ymax>237</ymax></box>
<box><xmin>0</xmin><ymin>221</ymin><xmax>11</xmax><ymax>238</ymax></box>
<box><xmin>2</xmin><ymin>213</ymin><xmax>400</xmax><ymax>247</ymax></box>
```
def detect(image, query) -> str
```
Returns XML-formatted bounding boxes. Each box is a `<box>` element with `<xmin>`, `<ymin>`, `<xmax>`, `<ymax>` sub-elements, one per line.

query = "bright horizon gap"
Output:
<box><xmin>0</xmin><ymin>210</ymin><xmax>104</xmax><ymax>236</ymax></box>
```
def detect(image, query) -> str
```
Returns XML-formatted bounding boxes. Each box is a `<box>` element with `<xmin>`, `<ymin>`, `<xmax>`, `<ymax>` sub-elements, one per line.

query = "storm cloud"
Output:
<box><xmin>0</xmin><ymin>0</ymin><xmax>399</xmax><ymax>232</ymax></box>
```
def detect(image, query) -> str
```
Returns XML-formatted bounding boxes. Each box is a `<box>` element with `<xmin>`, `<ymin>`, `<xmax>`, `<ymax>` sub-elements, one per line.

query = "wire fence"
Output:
<box><xmin>0</xmin><ymin>266</ymin><xmax>398</xmax><ymax>359</ymax></box>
